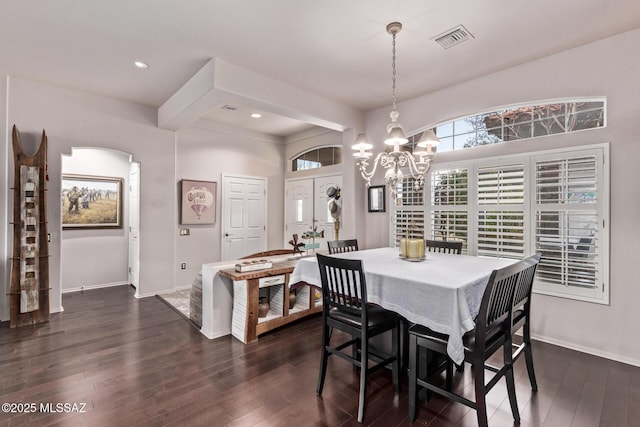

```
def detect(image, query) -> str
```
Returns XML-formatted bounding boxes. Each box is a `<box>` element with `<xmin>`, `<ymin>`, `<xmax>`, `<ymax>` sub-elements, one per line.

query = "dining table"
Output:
<box><xmin>288</xmin><ymin>247</ymin><xmax>516</xmax><ymax>365</ymax></box>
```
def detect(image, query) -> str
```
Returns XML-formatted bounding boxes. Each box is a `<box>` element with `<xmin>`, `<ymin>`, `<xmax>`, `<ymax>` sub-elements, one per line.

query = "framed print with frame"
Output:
<box><xmin>180</xmin><ymin>179</ymin><xmax>217</xmax><ymax>225</ymax></box>
<box><xmin>368</xmin><ymin>185</ymin><xmax>386</xmax><ymax>213</ymax></box>
<box><xmin>62</xmin><ymin>174</ymin><xmax>123</xmax><ymax>229</ymax></box>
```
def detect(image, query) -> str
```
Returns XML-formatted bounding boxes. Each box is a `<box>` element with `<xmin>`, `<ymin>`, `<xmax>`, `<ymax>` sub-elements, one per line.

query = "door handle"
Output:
<box><xmin>225</xmin><ymin>233</ymin><xmax>234</xmax><ymax>237</ymax></box>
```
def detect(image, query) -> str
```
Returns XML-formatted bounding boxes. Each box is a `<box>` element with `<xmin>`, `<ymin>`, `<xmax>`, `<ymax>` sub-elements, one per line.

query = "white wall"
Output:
<box><xmin>60</xmin><ymin>148</ymin><xmax>131</xmax><ymax>291</ymax></box>
<box><xmin>1</xmin><ymin>76</ymin><xmax>176</xmax><ymax>320</ymax></box>
<box><xmin>174</xmin><ymin>122</ymin><xmax>286</xmax><ymax>288</ymax></box>
<box><xmin>362</xmin><ymin>28</ymin><xmax>640</xmax><ymax>365</ymax></box>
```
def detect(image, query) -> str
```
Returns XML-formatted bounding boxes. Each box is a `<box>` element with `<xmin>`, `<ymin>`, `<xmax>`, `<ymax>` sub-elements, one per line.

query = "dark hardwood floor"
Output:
<box><xmin>0</xmin><ymin>285</ymin><xmax>637</xmax><ymax>427</ymax></box>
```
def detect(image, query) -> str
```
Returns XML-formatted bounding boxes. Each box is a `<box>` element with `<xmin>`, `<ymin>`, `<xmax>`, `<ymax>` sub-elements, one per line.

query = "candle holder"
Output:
<box><xmin>399</xmin><ymin>222</ymin><xmax>425</xmax><ymax>262</ymax></box>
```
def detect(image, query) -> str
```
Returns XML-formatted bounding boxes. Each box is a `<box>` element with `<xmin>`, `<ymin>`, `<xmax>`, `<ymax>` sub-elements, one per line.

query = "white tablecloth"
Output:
<box><xmin>289</xmin><ymin>247</ymin><xmax>515</xmax><ymax>364</ymax></box>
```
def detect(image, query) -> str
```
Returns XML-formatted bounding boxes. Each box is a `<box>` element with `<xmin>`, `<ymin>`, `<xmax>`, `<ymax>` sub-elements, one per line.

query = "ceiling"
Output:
<box><xmin>1</xmin><ymin>0</ymin><xmax>639</xmax><ymax>138</ymax></box>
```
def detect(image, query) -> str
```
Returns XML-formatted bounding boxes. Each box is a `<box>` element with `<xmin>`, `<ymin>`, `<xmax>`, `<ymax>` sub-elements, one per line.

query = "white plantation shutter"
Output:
<box><xmin>390</xmin><ymin>144</ymin><xmax>608</xmax><ymax>304</ymax></box>
<box><xmin>477</xmin><ymin>165</ymin><xmax>525</xmax><ymax>259</ymax></box>
<box><xmin>533</xmin><ymin>150</ymin><xmax>606</xmax><ymax>302</ymax></box>
<box><xmin>393</xmin><ymin>176</ymin><xmax>425</xmax><ymax>246</ymax></box>
<box><xmin>430</xmin><ymin>169</ymin><xmax>469</xmax><ymax>252</ymax></box>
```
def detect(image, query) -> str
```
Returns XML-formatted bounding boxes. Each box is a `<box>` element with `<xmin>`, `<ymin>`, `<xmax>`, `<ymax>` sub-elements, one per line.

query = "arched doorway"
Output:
<box><xmin>60</xmin><ymin>148</ymin><xmax>140</xmax><ymax>296</ymax></box>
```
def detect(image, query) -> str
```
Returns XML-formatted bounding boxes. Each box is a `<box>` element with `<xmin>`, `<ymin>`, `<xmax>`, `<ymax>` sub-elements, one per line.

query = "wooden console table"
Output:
<box><xmin>219</xmin><ymin>261</ymin><xmax>322</xmax><ymax>344</ymax></box>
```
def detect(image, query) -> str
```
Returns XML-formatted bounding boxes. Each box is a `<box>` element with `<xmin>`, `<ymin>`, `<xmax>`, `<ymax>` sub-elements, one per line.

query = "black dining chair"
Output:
<box><xmin>425</xmin><ymin>239</ymin><xmax>462</xmax><ymax>254</ymax></box>
<box><xmin>327</xmin><ymin>239</ymin><xmax>359</xmax><ymax>254</ymax></box>
<box><xmin>316</xmin><ymin>253</ymin><xmax>400</xmax><ymax>424</ymax></box>
<box><xmin>510</xmin><ymin>253</ymin><xmax>541</xmax><ymax>391</ymax></box>
<box><xmin>408</xmin><ymin>259</ymin><xmax>526</xmax><ymax>427</ymax></box>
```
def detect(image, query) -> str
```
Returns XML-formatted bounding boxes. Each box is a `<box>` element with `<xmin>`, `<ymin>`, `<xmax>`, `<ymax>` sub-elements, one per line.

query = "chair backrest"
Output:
<box><xmin>512</xmin><ymin>254</ymin><xmax>541</xmax><ymax>311</ymax></box>
<box><xmin>327</xmin><ymin>239</ymin><xmax>359</xmax><ymax>254</ymax></box>
<box><xmin>316</xmin><ymin>253</ymin><xmax>367</xmax><ymax>317</ymax></box>
<box><xmin>425</xmin><ymin>239</ymin><xmax>462</xmax><ymax>255</ymax></box>
<box><xmin>510</xmin><ymin>254</ymin><xmax>541</xmax><ymax>333</ymax></box>
<box><xmin>475</xmin><ymin>260</ymin><xmax>523</xmax><ymax>348</ymax></box>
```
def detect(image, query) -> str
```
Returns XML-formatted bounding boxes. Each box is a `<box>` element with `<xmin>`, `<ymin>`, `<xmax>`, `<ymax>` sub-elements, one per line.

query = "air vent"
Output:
<box><xmin>433</xmin><ymin>25</ymin><xmax>473</xmax><ymax>49</ymax></box>
<box><xmin>221</xmin><ymin>105</ymin><xmax>238</xmax><ymax>111</ymax></box>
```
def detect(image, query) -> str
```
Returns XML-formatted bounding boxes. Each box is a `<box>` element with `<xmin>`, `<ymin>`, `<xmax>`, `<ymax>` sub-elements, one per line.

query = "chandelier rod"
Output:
<box><xmin>387</xmin><ymin>22</ymin><xmax>402</xmax><ymax>120</ymax></box>
<box><xmin>390</xmin><ymin>25</ymin><xmax>398</xmax><ymax>113</ymax></box>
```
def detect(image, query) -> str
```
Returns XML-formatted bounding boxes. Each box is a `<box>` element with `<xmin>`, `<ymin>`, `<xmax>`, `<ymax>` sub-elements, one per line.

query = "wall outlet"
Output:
<box><xmin>180</xmin><ymin>262</ymin><xmax>187</xmax><ymax>270</ymax></box>
<box><xmin>179</xmin><ymin>228</ymin><xmax>190</xmax><ymax>236</ymax></box>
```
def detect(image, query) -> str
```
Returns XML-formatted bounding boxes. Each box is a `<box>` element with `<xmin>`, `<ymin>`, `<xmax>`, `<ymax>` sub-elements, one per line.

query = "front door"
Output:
<box><xmin>221</xmin><ymin>174</ymin><xmax>267</xmax><ymax>261</ymax></box>
<box><xmin>284</xmin><ymin>179</ymin><xmax>314</xmax><ymax>248</ymax></box>
<box><xmin>314</xmin><ymin>175</ymin><xmax>342</xmax><ymax>248</ymax></box>
<box><xmin>284</xmin><ymin>175</ymin><xmax>342</xmax><ymax>253</ymax></box>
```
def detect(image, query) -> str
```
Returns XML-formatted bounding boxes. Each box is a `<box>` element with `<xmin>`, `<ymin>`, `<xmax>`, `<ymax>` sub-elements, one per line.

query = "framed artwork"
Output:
<box><xmin>368</xmin><ymin>185</ymin><xmax>386</xmax><ymax>213</ymax></box>
<box><xmin>61</xmin><ymin>174</ymin><xmax>123</xmax><ymax>229</ymax></box>
<box><xmin>180</xmin><ymin>179</ymin><xmax>216</xmax><ymax>225</ymax></box>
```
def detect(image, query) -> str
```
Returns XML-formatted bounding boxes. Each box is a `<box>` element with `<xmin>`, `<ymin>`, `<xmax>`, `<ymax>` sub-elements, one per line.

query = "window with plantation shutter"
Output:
<box><xmin>532</xmin><ymin>149</ymin><xmax>607</xmax><ymax>303</ymax></box>
<box><xmin>430</xmin><ymin>169</ymin><xmax>468</xmax><ymax>252</ymax></box>
<box><xmin>477</xmin><ymin>164</ymin><xmax>525</xmax><ymax>259</ymax></box>
<box><xmin>389</xmin><ymin>142</ymin><xmax>608</xmax><ymax>304</ymax></box>
<box><xmin>392</xmin><ymin>176</ymin><xmax>425</xmax><ymax>247</ymax></box>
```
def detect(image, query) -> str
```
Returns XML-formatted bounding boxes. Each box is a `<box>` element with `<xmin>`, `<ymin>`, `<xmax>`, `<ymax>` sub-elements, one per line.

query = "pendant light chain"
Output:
<box><xmin>391</xmin><ymin>31</ymin><xmax>398</xmax><ymax>114</ymax></box>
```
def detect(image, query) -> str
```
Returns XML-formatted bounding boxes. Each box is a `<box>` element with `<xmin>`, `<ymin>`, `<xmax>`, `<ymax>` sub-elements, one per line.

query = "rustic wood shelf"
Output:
<box><xmin>219</xmin><ymin>261</ymin><xmax>321</xmax><ymax>344</ymax></box>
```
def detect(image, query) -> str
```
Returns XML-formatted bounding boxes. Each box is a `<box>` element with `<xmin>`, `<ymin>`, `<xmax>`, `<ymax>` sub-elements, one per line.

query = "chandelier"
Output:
<box><xmin>352</xmin><ymin>22</ymin><xmax>440</xmax><ymax>201</ymax></box>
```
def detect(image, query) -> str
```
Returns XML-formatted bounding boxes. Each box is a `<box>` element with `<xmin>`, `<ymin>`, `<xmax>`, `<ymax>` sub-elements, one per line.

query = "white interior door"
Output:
<box><xmin>314</xmin><ymin>175</ymin><xmax>342</xmax><ymax>248</ymax></box>
<box><xmin>128</xmin><ymin>162</ymin><xmax>140</xmax><ymax>293</ymax></box>
<box><xmin>222</xmin><ymin>174</ymin><xmax>267</xmax><ymax>261</ymax></box>
<box><xmin>284</xmin><ymin>179</ymin><xmax>314</xmax><ymax>247</ymax></box>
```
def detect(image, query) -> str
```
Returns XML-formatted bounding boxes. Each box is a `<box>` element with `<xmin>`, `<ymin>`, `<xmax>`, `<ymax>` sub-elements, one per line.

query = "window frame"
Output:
<box><xmin>407</xmin><ymin>97</ymin><xmax>606</xmax><ymax>154</ymax></box>
<box><xmin>291</xmin><ymin>145</ymin><xmax>342</xmax><ymax>172</ymax></box>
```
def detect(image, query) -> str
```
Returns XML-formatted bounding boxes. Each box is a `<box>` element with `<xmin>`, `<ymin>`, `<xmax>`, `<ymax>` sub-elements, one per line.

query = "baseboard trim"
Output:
<box><xmin>531</xmin><ymin>332</ymin><xmax>640</xmax><ymax>368</ymax></box>
<box><xmin>134</xmin><ymin>286</ymin><xmax>191</xmax><ymax>299</ymax></box>
<box><xmin>62</xmin><ymin>281</ymin><xmax>129</xmax><ymax>294</ymax></box>
<box><xmin>135</xmin><ymin>291</ymin><xmax>157</xmax><ymax>299</ymax></box>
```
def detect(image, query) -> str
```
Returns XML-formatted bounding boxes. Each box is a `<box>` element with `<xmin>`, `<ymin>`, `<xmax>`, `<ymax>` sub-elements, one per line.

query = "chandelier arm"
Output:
<box><xmin>399</xmin><ymin>152</ymin><xmax>437</xmax><ymax>190</ymax></box>
<box><xmin>357</xmin><ymin>152</ymin><xmax>390</xmax><ymax>186</ymax></box>
<box><xmin>408</xmin><ymin>155</ymin><xmax>434</xmax><ymax>179</ymax></box>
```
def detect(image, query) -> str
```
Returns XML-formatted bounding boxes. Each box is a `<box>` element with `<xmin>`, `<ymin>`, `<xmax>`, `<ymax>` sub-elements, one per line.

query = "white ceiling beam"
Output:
<box><xmin>158</xmin><ymin>58</ymin><xmax>364</xmax><ymax>132</ymax></box>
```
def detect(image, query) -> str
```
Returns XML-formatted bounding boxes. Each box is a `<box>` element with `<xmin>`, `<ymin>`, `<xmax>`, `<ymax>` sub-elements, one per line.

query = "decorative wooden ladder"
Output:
<box><xmin>9</xmin><ymin>125</ymin><xmax>50</xmax><ymax>327</ymax></box>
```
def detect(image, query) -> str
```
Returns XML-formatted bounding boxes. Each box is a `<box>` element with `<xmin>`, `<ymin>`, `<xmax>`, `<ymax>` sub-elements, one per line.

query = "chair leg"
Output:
<box><xmin>523</xmin><ymin>322</ymin><xmax>538</xmax><ymax>391</ymax></box>
<box><xmin>392</xmin><ymin>323</ymin><xmax>400</xmax><ymax>394</ymax></box>
<box><xmin>473</xmin><ymin>358</ymin><xmax>489</xmax><ymax>427</ymax></box>
<box><xmin>352</xmin><ymin>337</ymin><xmax>360</xmax><ymax>374</ymax></box>
<box><xmin>445</xmin><ymin>358</ymin><xmax>453</xmax><ymax>391</ymax></box>
<box><xmin>357</xmin><ymin>335</ymin><xmax>368</xmax><ymax>424</ymax></box>
<box><xmin>505</xmin><ymin>366</ymin><xmax>520</xmax><ymax>422</ymax></box>
<box><xmin>316</xmin><ymin>324</ymin><xmax>330</xmax><ymax>395</ymax></box>
<box><xmin>417</xmin><ymin>346</ymin><xmax>430</xmax><ymax>402</ymax></box>
<box><xmin>408</xmin><ymin>334</ymin><xmax>418</xmax><ymax>422</ymax></box>
<box><xmin>503</xmin><ymin>343</ymin><xmax>520</xmax><ymax>422</ymax></box>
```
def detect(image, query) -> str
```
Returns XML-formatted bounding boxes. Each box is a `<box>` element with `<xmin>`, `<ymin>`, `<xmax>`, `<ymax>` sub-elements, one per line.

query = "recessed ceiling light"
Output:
<box><xmin>134</xmin><ymin>61</ymin><xmax>148</xmax><ymax>69</ymax></box>
<box><xmin>250</xmin><ymin>113</ymin><xmax>262</xmax><ymax>118</ymax></box>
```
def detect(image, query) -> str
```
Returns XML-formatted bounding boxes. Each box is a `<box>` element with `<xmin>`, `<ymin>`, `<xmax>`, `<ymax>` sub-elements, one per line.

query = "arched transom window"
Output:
<box><xmin>408</xmin><ymin>98</ymin><xmax>605</xmax><ymax>152</ymax></box>
<box><xmin>292</xmin><ymin>146</ymin><xmax>342</xmax><ymax>171</ymax></box>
